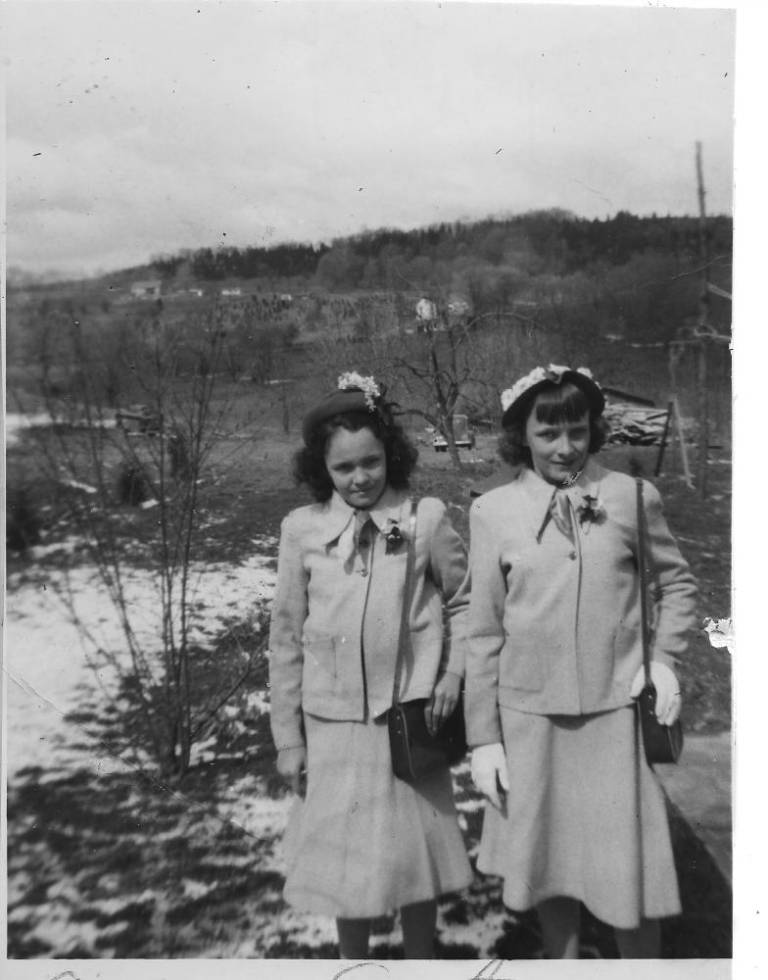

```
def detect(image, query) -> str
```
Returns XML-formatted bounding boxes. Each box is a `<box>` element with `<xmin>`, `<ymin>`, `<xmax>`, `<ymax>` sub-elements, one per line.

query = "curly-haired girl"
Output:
<box><xmin>269</xmin><ymin>374</ymin><xmax>472</xmax><ymax>958</ymax></box>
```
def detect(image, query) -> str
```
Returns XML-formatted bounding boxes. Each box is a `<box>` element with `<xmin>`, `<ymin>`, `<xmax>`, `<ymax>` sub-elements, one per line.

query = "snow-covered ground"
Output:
<box><xmin>5</xmin><ymin>410</ymin><xmax>118</xmax><ymax>448</ymax></box>
<box><xmin>5</xmin><ymin>541</ymin><xmax>277</xmax><ymax>779</ymax></box>
<box><xmin>6</xmin><ymin>534</ymin><xmax>498</xmax><ymax>957</ymax></box>
<box><xmin>6</xmin><ymin>411</ymin><xmax>57</xmax><ymax>447</ymax></box>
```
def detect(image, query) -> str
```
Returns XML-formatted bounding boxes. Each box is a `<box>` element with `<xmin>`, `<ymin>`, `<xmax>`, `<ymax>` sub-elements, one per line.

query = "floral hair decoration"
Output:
<box><xmin>337</xmin><ymin>372</ymin><xmax>381</xmax><ymax>412</ymax></box>
<box><xmin>500</xmin><ymin>363</ymin><xmax>604</xmax><ymax>426</ymax></box>
<box><xmin>302</xmin><ymin>372</ymin><xmax>390</xmax><ymax>444</ymax></box>
<box><xmin>501</xmin><ymin>364</ymin><xmax>596</xmax><ymax>414</ymax></box>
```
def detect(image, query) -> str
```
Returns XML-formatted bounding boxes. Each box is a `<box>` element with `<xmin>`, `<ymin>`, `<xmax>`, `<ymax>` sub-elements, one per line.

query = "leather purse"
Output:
<box><xmin>388</xmin><ymin>697</ymin><xmax>467</xmax><ymax>784</ymax></box>
<box><xmin>387</xmin><ymin>499</ymin><xmax>468</xmax><ymax>784</ymax></box>
<box><xmin>635</xmin><ymin>477</ymin><xmax>684</xmax><ymax>766</ymax></box>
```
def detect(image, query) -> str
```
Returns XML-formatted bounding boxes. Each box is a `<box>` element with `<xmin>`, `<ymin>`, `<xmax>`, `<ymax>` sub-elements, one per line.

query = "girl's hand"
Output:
<box><xmin>630</xmin><ymin>661</ymin><xmax>682</xmax><ymax>726</ymax></box>
<box><xmin>471</xmin><ymin>742</ymin><xmax>510</xmax><ymax>811</ymax></box>
<box><xmin>277</xmin><ymin>746</ymin><xmax>307</xmax><ymax>796</ymax></box>
<box><xmin>425</xmin><ymin>671</ymin><xmax>462</xmax><ymax>735</ymax></box>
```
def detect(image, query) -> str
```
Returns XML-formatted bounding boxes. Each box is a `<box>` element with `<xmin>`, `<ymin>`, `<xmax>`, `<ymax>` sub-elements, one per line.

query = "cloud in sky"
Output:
<box><xmin>4</xmin><ymin>1</ymin><xmax>735</xmax><ymax>277</ymax></box>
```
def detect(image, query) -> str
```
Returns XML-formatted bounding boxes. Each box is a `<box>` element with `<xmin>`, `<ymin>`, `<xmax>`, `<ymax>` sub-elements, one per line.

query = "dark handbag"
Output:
<box><xmin>388</xmin><ymin>697</ymin><xmax>467</xmax><ymax>784</ymax></box>
<box><xmin>635</xmin><ymin>478</ymin><xmax>684</xmax><ymax>766</ymax></box>
<box><xmin>387</xmin><ymin>500</ymin><xmax>468</xmax><ymax>784</ymax></box>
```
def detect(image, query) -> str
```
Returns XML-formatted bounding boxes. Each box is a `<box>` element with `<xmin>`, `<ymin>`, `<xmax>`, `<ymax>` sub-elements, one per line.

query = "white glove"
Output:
<box><xmin>470</xmin><ymin>742</ymin><xmax>510</xmax><ymax>811</ymax></box>
<box><xmin>630</xmin><ymin>661</ymin><xmax>682</xmax><ymax>726</ymax></box>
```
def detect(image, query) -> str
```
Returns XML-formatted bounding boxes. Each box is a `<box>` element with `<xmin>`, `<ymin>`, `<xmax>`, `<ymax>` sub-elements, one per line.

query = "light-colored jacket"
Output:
<box><xmin>269</xmin><ymin>487</ymin><xmax>470</xmax><ymax>751</ymax></box>
<box><xmin>465</xmin><ymin>460</ymin><xmax>698</xmax><ymax>746</ymax></box>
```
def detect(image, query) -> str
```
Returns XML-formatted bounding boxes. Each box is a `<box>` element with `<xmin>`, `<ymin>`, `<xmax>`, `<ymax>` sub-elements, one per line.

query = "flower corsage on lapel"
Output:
<box><xmin>574</xmin><ymin>491</ymin><xmax>606</xmax><ymax>533</ymax></box>
<box><xmin>383</xmin><ymin>518</ymin><xmax>406</xmax><ymax>554</ymax></box>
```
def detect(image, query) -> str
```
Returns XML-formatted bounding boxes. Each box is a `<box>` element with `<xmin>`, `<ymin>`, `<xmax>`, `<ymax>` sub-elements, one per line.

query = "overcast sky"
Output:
<box><xmin>4</xmin><ymin>0</ymin><xmax>736</xmax><ymax>278</ymax></box>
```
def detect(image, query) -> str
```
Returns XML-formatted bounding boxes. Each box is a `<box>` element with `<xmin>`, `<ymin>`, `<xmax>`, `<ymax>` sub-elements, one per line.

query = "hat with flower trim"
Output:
<box><xmin>302</xmin><ymin>372</ymin><xmax>385</xmax><ymax>444</ymax></box>
<box><xmin>500</xmin><ymin>363</ymin><xmax>605</xmax><ymax>427</ymax></box>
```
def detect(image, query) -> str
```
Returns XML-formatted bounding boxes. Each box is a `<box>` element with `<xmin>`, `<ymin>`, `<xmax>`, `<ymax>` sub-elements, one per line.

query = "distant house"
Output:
<box><xmin>130</xmin><ymin>279</ymin><xmax>162</xmax><ymax>300</ymax></box>
<box><xmin>220</xmin><ymin>287</ymin><xmax>242</xmax><ymax>297</ymax></box>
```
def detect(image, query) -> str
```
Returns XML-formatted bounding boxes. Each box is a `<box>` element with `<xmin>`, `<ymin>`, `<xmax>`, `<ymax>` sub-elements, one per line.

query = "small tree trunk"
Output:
<box><xmin>281</xmin><ymin>384</ymin><xmax>290</xmax><ymax>435</ymax></box>
<box><xmin>440</xmin><ymin>415</ymin><xmax>463</xmax><ymax>471</ymax></box>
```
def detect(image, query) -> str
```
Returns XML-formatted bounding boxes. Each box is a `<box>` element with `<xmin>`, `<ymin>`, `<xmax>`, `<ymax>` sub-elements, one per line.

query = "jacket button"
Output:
<box><xmin>569</xmin><ymin>550</ymin><xmax>577</xmax><ymax>560</ymax></box>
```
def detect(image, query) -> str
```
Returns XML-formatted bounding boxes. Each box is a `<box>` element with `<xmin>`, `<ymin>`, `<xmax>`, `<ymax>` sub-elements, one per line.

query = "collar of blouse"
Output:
<box><xmin>519</xmin><ymin>458</ymin><xmax>604</xmax><ymax>542</ymax></box>
<box><xmin>321</xmin><ymin>485</ymin><xmax>408</xmax><ymax>547</ymax></box>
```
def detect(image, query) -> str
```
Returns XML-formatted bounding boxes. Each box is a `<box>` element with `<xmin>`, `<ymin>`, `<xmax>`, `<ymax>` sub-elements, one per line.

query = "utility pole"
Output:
<box><xmin>695</xmin><ymin>141</ymin><xmax>711</xmax><ymax>499</ymax></box>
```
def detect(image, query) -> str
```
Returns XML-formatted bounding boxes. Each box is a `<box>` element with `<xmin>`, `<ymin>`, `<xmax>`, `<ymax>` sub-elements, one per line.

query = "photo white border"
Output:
<box><xmin>3</xmin><ymin>0</ymin><xmax>753</xmax><ymax>977</ymax></box>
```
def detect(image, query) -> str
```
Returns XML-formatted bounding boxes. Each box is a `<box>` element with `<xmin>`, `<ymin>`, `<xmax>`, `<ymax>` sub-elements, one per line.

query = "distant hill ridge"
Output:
<box><xmin>9</xmin><ymin>209</ymin><xmax>732</xmax><ymax>291</ymax></box>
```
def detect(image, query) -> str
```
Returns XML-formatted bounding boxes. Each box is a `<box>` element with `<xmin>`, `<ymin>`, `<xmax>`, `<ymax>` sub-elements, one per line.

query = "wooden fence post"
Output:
<box><xmin>655</xmin><ymin>401</ymin><xmax>674</xmax><ymax>477</ymax></box>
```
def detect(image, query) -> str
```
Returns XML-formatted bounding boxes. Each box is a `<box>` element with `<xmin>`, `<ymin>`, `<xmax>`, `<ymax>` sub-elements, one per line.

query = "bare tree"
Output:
<box><xmin>24</xmin><ymin>302</ymin><xmax>259</xmax><ymax>778</ymax></box>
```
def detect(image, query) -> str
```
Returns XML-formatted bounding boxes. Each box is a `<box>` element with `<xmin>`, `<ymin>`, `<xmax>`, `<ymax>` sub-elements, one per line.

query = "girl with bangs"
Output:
<box><xmin>465</xmin><ymin>364</ymin><xmax>697</xmax><ymax>958</ymax></box>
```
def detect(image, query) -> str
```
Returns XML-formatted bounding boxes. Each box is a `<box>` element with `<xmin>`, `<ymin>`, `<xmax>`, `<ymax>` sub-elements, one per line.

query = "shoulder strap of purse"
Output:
<box><xmin>391</xmin><ymin>497</ymin><xmax>418</xmax><ymax>707</ymax></box>
<box><xmin>635</xmin><ymin>477</ymin><xmax>652</xmax><ymax>686</ymax></box>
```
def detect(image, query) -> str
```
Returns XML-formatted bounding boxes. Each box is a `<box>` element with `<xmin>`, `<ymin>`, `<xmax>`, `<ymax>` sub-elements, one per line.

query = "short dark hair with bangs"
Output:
<box><xmin>498</xmin><ymin>381</ymin><xmax>609</xmax><ymax>468</ymax></box>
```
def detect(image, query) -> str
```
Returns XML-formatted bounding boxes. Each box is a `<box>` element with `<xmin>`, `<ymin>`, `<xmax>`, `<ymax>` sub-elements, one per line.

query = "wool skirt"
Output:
<box><xmin>282</xmin><ymin>711</ymin><xmax>473</xmax><ymax>917</ymax></box>
<box><xmin>477</xmin><ymin>704</ymin><xmax>681</xmax><ymax>929</ymax></box>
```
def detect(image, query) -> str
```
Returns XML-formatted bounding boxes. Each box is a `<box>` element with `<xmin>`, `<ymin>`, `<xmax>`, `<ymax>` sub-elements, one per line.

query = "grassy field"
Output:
<box><xmin>5</xmin><ymin>407</ymin><xmax>731</xmax><ymax>958</ymax></box>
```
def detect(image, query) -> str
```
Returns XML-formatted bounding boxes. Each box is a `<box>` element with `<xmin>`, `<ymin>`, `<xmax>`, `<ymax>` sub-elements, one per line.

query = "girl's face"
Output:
<box><xmin>524</xmin><ymin>403</ymin><xmax>591</xmax><ymax>485</ymax></box>
<box><xmin>325</xmin><ymin>426</ymin><xmax>388</xmax><ymax>509</ymax></box>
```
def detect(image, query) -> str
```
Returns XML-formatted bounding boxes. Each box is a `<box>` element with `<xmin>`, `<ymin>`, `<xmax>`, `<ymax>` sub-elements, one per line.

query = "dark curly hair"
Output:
<box><xmin>294</xmin><ymin>409</ymin><xmax>419</xmax><ymax>502</ymax></box>
<box><xmin>498</xmin><ymin>381</ymin><xmax>609</xmax><ymax>468</ymax></box>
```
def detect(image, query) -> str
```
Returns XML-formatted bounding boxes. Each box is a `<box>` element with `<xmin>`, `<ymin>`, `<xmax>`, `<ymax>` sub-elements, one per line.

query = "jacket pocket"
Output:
<box><xmin>302</xmin><ymin>635</ymin><xmax>337</xmax><ymax>679</ymax></box>
<box><xmin>499</xmin><ymin>638</ymin><xmax>543</xmax><ymax>692</ymax></box>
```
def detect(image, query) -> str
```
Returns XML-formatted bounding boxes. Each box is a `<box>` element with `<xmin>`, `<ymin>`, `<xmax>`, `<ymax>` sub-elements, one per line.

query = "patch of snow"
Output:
<box><xmin>97</xmin><ymin>920</ymin><xmax>133</xmax><ymax>942</ymax></box>
<box><xmin>29</xmin><ymin>910</ymin><xmax>101</xmax><ymax>956</ymax></box>
<box><xmin>45</xmin><ymin>880</ymin><xmax>82</xmax><ymax>903</ymax></box>
<box><xmin>108</xmin><ymin>889</ymin><xmax>159</xmax><ymax>914</ymax></box>
<box><xmin>5</xmin><ymin>411</ymin><xmax>56</xmax><ymax>446</ymax></box>
<box><xmin>59</xmin><ymin>478</ymin><xmax>98</xmax><ymax>494</ymax></box>
<box><xmin>6</xmin><ymin>550</ymin><xmax>277</xmax><ymax>780</ymax></box>
<box><xmin>27</xmin><ymin>536</ymin><xmax>84</xmax><ymax>559</ymax></box>
<box><xmin>436</xmin><ymin>907</ymin><xmax>514</xmax><ymax>957</ymax></box>
<box><xmin>6</xmin><ymin>411</ymin><xmax>117</xmax><ymax>448</ymax></box>
<box><xmin>181</xmin><ymin>878</ymin><xmax>216</xmax><ymax>901</ymax></box>
<box><xmin>217</xmin><ymin>777</ymin><xmax>295</xmax><ymax>849</ymax></box>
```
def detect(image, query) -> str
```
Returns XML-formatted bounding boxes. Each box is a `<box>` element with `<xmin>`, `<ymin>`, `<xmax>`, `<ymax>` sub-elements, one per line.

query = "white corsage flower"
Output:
<box><xmin>574</xmin><ymin>492</ymin><xmax>606</xmax><ymax>533</ymax></box>
<box><xmin>337</xmin><ymin>372</ymin><xmax>381</xmax><ymax>411</ymax></box>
